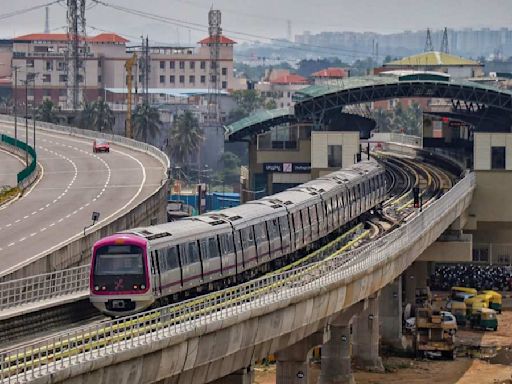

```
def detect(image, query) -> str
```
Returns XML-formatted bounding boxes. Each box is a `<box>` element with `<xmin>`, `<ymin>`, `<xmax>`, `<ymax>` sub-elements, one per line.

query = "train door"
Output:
<box><xmin>267</xmin><ymin>218</ymin><xmax>282</xmax><ymax>260</ymax></box>
<box><xmin>220</xmin><ymin>233</ymin><xmax>236</xmax><ymax>277</ymax></box>
<box><xmin>254</xmin><ymin>223</ymin><xmax>270</xmax><ymax>261</ymax></box>
<box><xmin>241</xmin><ymin>226</ymin><xmax>257</xmax><ymax>269</ymax></box>
<box><xmin>301</xmin><ymin>208</ymin><xmax>312</xmax><ymax>246</ymax></box>
<box><xmin>292</xmin><ymin>211</ymin><xmax>303</xmax><ymax>250</ymax></box>
<box><xmin>179</xmin><ymin>241</ymin><xmax>202</xmax><ymax>289</ymax></box>
<box><xmin>150</xmin><ymin>250</ymin><xmax>162</xmax><ymax>297</ymax></box>
<box><xmin>279</xmin><ymin>216</ymin><xmax>291</xmax><ymax>255</ymax></box>
<box><xmin>233</xmin><ymin>230</ymin><xmax>245</xmax><ymax>272</ymax></box>
<box><xmin>199</xmin><ymin>237</ymin><xmax>222</xmax><ymax>282</ymax></box>
<box><xmin>309</xmin><ymin>205</ymin><xmax>319</xmax><ymax>241</ymax></box>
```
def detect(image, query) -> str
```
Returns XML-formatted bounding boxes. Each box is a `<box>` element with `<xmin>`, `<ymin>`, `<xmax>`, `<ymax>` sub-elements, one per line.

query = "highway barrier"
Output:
<box><xmin>0</xmin><ymin>134</ymin><xmax>38</xmax><ymax>189</ymax></box>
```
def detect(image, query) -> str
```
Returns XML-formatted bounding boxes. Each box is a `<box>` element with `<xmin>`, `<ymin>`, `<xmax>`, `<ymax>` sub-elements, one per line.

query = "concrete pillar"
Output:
<box><xmin>353</xmin><ymin>295</ymin><xmax>384</xmax><ymax>372</ymax></box>
<box><xmin>276</xmin><ymin>332</ymin><xmax>323</xmax><ymax>384</ymax></box>
<box><xmin>404</xmin><ymin>261</ymin><xmax>429</xmax><ymax>306</ymax></box>
<box><xmin>318</xmin><ymin>324</ymin><xmax>353</xmax><ymax>384</ymax></box>
<box><xmin>210</xmin><ymin>367</ymin><xmax>254</xmax><ymax>384</ymax></box>
<box><xmin>380</xmin><ymin>278</ymin><xmax>403</xmax><ymax>348</ymax></box>
<box><xmin>318</xmin><ymin>301</ymin><xmax>364</xmax><ymax>384</ymax></box>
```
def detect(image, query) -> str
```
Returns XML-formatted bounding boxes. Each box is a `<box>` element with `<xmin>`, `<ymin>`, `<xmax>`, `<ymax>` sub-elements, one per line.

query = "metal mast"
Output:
<box><xmin>66</xmin><ymin>0</ymin><xmax>85</xmax><ymax>110</ymax></box>
<box><xmin>207</xmin><ymin>9</ymin><xmax>221</xmax><ymax>124</ymax></box>
<box><xmin>424</xmin><ymin>28</ymin><xmax>434</xmax><ymax>52</ymax></box>
<box><xmin>44</xmin><ymin>6</ymin><xmax>50</xmax><ymax>33</ymax></box>
<box><xmin>440</xmin><ymin>27</ymin><xmax>449</xmax><ymax>53</ymax></box>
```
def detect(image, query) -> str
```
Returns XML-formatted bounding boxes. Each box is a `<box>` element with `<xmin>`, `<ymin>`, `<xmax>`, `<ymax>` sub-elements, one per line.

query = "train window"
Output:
<box><xmin>293</xmin><ymin>211</ymin><xmax>301</xmax><ymax>231</ymax></box>
<box><xmin>164</xmin><ymin>246</ymin><xmax>179</xmax><ymax>270</ymax></box>
<box><xmin>220</xmin><ymin>233</ymin><xmax>234</xmax><ymax>255</ymax></box>
<box><xmin>268</xmin><ymin>219</ymin><xmax>279</xmax><ymax>240</ymax></box>
<box><xmin>208</xmin><ymin>237</ymin><xmax>220</xmax><ymax>259</ymax></box>
<box><xmin>254</xmin><ymin>223</ymin><xmax>267</xmax><ymax>242</ymax></box>
<box><xmin>234</xmin><ymin>231</ymin><xmax>243</xmax><ymax>252</ymax></box>
<box><xmin>199</xmin><ymin>239</ymin><xmax>209</xmax><ymax>260</ymax></box>
<box><xmin>301</xmin><ymin>208</ymin><xmax>310</xmax><ymax>227</ymax></box>
<box><xmin>187</xmin><ymin>241</ymin><xmax>200</xmax><ymax>263</ymax></box>
<box><xmin>309</xmin><ymin>206</ymin><xmax>317</xmax><ymax>223</ymax></box>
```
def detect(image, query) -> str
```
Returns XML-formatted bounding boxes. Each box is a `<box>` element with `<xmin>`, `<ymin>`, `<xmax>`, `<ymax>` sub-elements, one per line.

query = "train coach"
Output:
<box><xmin>90</xmin><ymin>160</ymin><xmax>387</xmax><ymax>317</ymax></box>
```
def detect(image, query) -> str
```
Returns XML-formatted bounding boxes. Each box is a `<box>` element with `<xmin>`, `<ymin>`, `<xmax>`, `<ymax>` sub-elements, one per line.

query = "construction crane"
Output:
<box><xmin>124</xmin><ymin>53</ymin><xmax>137</xmax><ymax>139</ymax></box>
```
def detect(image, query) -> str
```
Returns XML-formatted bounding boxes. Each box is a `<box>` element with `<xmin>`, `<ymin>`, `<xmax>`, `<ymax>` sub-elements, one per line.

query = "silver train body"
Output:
<box><xmin>90</xmin><ymin>160</ymin><xmax>387</xmax><ymax>316</ymax></box>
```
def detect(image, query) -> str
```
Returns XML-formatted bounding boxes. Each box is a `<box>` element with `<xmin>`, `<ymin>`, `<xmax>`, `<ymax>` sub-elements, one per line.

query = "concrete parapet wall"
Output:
<box><xmin>38</xmin><ymin>179</ymin><xmax>473</xmax><ymax>384</ymax></box>
<box><xmin>0</xmin><ymin>116</ymin><xmax>169</xmax><ymax>281</ymax></box>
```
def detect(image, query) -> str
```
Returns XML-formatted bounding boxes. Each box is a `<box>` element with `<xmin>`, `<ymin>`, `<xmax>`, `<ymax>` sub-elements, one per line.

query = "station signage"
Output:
<box><xmin>263</xmin><ymin>162</ymin><xmax>311</xmax><ymax>173</ymax></box>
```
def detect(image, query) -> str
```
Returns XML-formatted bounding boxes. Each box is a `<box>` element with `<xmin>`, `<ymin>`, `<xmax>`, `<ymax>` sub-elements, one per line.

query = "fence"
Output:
<box><xmin>0</xmin><ymin>134</ymin><xmax>37</xmax><ymax>189</ymax></box>
<box><xmin>0</xmin><ymin>172</ymin><xmax>475</xmax><ymax>383</ymax></box>
<box><xmin>0</xmin><ymin>265</ymin><xmax>89</xmax><ymax>310</ymax></box>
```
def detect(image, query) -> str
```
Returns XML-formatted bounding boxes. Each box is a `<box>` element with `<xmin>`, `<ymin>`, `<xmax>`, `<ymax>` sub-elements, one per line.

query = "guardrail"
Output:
<box><xmin>0</xmin><ymin>265</ymin><xmax>89</xmax><ymax>311</ymax></box>
<box><xmin>0</xmin><ymin>172</ymin><xmax>475</xmax><ymax>382</ymax></box>
<box><xmin>0</xmin><ymin>134</ymin><xmax>38</xmax><ymax>189</ymax></box>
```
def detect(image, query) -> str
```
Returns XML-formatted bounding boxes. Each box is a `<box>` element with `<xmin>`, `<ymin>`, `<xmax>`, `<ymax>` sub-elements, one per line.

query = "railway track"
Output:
<box><xmin>0</xmin><ymin>151</ymin><xmax>461</xmax><ymax>379</ymax></box>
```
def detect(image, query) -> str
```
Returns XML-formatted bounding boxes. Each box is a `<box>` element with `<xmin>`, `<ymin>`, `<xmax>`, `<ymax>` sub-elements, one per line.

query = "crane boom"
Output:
<box><xmin>124</xmin><ymin>53</ymin><xmax>137</xmax><ymax>139</ymax></box>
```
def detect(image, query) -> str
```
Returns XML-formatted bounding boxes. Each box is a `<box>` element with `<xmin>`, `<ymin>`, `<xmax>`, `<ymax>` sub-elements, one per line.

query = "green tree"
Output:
<box><xmin>371</xmin><ymin>108</ymin><xmax>392</xmax><ymax>132</ymax></box>
<box><xmin>92</xmin><ymin>98</ymin><xmax>115</xmax><ymax>133</ymax></box>
<box><xmin>132</xmin><ymin>102</ymin><xmax>162</xmax><ymax>143</ymax></box>
<box><xmin>36</xmin><ymin>99</ymin><xmax>58</xmax><ymax>123</ymax></box>
<box><xmin>78</xmin><ymin>101</ymin><xmax>96</xmax><ymax>130</ymax></box>
<box><xmin>168</xmin><ymin>110</ymin><xmax>203</xmax><ymax>166</ymax></box>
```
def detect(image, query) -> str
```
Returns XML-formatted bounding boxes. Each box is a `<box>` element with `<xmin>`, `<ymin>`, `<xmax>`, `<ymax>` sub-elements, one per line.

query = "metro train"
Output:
<box><xmin>90</xmin><ymin>160</ymin><xmax>387</xmax><ymax>317</ymax></box>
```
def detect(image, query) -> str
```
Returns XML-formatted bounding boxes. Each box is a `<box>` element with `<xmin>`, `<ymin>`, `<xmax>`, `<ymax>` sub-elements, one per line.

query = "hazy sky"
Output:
<box><xmin>1</xmin><ymin>0</ymin><xmax>511</xmax><ymax>44</ymax></box>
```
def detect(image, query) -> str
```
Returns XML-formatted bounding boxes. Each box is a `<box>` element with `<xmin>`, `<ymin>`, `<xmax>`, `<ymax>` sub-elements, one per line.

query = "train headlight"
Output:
<box><xmin>140</xmin><ymin>284</ymin><xmax>145</xmax><ymax>290</ymax></box>
<box><xmin>133</xmin><ymin>285</ymin><xmax>138</xmax><ymax>290</ymax></box>
<box><xmin>94</xmin><ymin>285</ymin><xmax>99</xmax><ymax>291</ymax></box>
<box><xmin>101</xmin><ymin>286</ymin><xmax>106</xmax><ymax>291</ymax></box>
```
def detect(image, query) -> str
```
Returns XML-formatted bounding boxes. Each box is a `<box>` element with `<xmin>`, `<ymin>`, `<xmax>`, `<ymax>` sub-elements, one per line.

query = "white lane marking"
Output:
<box><xmin>7</xmin><ymin>243</ymin><xmax>14</xmax><ymax>247</ymax></box>
<box><xmin>3</xmin><ymin>149</ymin><xmax>147</xmax><ymax>273</ymax></box>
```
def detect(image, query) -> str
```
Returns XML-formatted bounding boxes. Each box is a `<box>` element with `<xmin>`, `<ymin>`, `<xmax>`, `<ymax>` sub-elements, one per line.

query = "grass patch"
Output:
<box><xmin>0</xmin><ymin>186</ymin><xmax>20</xmax><ymax>205</ymax></box>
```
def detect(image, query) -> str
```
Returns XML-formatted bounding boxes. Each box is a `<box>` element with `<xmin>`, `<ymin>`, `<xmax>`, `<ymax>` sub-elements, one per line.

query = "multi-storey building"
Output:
<box><xmin>8</xmin><ymin>32</ymin><xmax>236</xmax><ymax>108</ymax></box>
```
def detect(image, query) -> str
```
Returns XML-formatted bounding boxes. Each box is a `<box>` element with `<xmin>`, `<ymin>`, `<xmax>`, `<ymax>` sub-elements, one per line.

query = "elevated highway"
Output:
<box><xmin>0</xmin><ymin>117</ymin><xmax>169</xmax><ymax>280</ymax></box>
<box><xmin>0</xmin><ymin>165</ymin><xmax>474</xmax><ymax>383</ymax></box>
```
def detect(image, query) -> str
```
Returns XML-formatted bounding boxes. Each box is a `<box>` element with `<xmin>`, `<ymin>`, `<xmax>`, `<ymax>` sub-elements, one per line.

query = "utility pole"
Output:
<box><xmin>44</xmin><ymin>6</ymin><xmax>50</xmax><ymax>34</ymax></box>
<box><xmin>12</xmin><ymin>65</ymin><xmax>19</xmax><ymax>141</ymax></box>
<box><xmin>66</xmin><ymin>0</ymin><xmax>86</xmax><ymax>111</ymax></box>
<box><xmin>440</xmin><ymin>27</ymin><xmax>449</xmax><ymax>54</ymax></box>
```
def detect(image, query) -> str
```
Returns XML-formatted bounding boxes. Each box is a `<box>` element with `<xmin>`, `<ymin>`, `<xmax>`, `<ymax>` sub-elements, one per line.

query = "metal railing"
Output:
<box><xmin>0</xmin><ymin>134</ymin><xmax>38</xmax><ymax>189</ymax></box>
<box><xmin>0</xmin><ymin>172</ymin><xmax>475</xmax><ymax>383</ymax></box>
<box><xmin>0</xmin><ymin>265</ymin><xmax>89</xmax><ymax>311</ymax></box>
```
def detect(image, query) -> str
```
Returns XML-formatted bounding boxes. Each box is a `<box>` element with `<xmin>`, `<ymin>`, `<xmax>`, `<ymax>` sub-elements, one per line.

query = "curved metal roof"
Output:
<box><xmin>225</xmin><ymin>74</ymin><xmax>512</xmax><ymax>142</ymax></box>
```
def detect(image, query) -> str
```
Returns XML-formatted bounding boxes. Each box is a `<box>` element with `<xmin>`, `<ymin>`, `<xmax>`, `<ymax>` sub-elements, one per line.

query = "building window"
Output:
<box><xmin>190</xmin><ymin>61</ymin><xmax>195</xmax><ymax>69</ymax></box>
<box><xmin>179</xmin><ymin>61</ymin><xmax>185</xmax><ymax>69</ymax></box>
<box><xmin>160</xmin><ymin>61</ymin><xmax>165</xmax><ymax>69</ymax></box>
<box><xmin>200</xmin><ymin>75</ymin><xmax>206</xmax><ymax>83</ymax></box>
<box><xmin>170</xmin><ymin>75</ymin><xmax>175</xmax><ymax>83</ymax></box>
<box><xmin>491</xmin><ymin>146</ymin><xmax>506</xmax><ymax>169</ymax></box>
<box><xmin>42</xmin><ymin>74</ymin><xmax>51</xmax><ymax>83</ymax></box>
<box><xmin>179</xmin><ymin>75</ymin><xmax>185</xmax><ymax>83</ymax></box>
<box><xmin>160</xmin><ymin>75</ymin><xmax>165</xmax><ymax>83</ymax></box>
<box><xmin>59</xmin><ymin>89</ymin><xmax>66</xmax><ymax>96</ymax></box>
<box><xmin>138</xmin><ymin>74</ymin><xmax>143</xmax><ymax>82</ymax></box>
<box><xmin>211</xmin><ymin>75</ymin><xmax>217</xmax><ymax>83</ymax></box>
<box><xmin>328</xmin><ymin>145</ymin><xmax>342</xmax><ymax>168</ymax></box>
<box><xmin>222</xmin><ymin>81</ymin><xmax>227</xmax><ymax>89</ymax></box>
<box><xmin>59</xmin><ymin>74</ymin><xmax>67</xmax><ymax>83</ymax></box>
<box><xmin>189</xmin><ymin>75</ymin><xmax>195</xmax><ymax>84</ymax></box>
<box><xmin>26</xmin><ymin>59</ymin><xmax>34</xmax><ymax>68</ymax></box>
<box><xmin>98</xmin><ymin>75</ymin><xmax>102</xmax><ymax>83</ymax></box>
<box><xmin>170</xmin><ymin>61</ymin><xmax>175</xmax><ymax>69</ymax></box>
<box><xmin>221</xmin><ymin>67</ymin><xmax>227</xmax><ymax>76</ymax></box>
<box><xmin>200</xmin><ymin>61</ymin><xmax>206</xmax><ymax>70</ymax></box>
<box><xmin>45</xmin><ymin>61</ymin><xmax>53</xmax><ymax>71</ymax></box>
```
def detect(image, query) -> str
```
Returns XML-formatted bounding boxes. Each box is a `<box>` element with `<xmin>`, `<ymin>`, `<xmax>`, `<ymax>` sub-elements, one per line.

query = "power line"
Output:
<box><xmin>91</xmin><ymin>0</ymin><xmax>387</xmax><ymax>60</ymax></box>
<box><xmin>0</xmin><ymin>0</ymin><xmax>63</xmax><ymax>22</ymax></box>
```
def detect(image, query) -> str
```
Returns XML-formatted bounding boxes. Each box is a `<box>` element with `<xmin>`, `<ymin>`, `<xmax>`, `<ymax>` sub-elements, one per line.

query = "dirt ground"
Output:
<box><xmin>253</xmin><ymin>311</ymin><xmax>512</xmax><ymax>384</ymax></box>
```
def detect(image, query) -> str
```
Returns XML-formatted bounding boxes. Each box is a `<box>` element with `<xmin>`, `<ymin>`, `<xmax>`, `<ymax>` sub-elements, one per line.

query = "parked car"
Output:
<box><xmin>93</xmin><ymin>139</ymin><xmax>110</xmax><ymax>153</ymax></box>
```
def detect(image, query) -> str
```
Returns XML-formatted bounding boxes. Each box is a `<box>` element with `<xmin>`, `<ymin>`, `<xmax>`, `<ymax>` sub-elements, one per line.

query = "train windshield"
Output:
<box><xmin>94</xmin><ymin>245</ymin><xmax>144</xmax><ymax>275</ymax></box>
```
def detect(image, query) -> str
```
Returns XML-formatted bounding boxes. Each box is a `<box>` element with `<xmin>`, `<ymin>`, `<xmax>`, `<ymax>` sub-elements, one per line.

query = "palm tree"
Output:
<box><xmin>168</xmin><ymin>110</ymin><xmax>203</xmax><ymax>166</ymax></box>
<box><xmin>36</xmin><ymin>99</ymin><xmax>58</xmax><ymax>123</ymax></box>
<box><xmin>92</xmin><ymin>99</ymin><xmax>115</xmax><ymax>133</ymax></box>
<box><xmin>132</xmin><ymin>102</ymin><xmax>162</xmax><ymax>143</ymax></box>
<box><xmin>78</xmin><ymin>101</ymin><xmax>97</xmax><ymax>130</ymax></box>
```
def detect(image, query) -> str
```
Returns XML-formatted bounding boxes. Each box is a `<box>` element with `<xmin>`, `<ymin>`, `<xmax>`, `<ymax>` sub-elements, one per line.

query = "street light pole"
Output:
<box><xmin>13</xmin><ymin>66</ymin><xmax>18</xmax><ymax>141</ymax></box>
<box><xmin>24</xmin><ymin>77</ymin><xmax>28</xmax><ymax>166</ymax></box>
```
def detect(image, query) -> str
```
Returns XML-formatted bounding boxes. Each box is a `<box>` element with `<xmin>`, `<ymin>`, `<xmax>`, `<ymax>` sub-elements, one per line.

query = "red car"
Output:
<box><xmin>93</xmin><ymin>139</ymin><xmax>110</xmax><ymax>153</ymax></box>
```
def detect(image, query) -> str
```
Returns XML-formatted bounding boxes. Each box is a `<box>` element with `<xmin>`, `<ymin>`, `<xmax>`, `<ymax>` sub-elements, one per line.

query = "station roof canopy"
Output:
<box><xmin>225</xmin><ymin>108</ymin><xmax>296</xmax><ymax>141</ymax></box>
<box><xmin>384</xmin><ymin>51</ymin><xmax>481</xmax><ymax>67</ymax></box>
